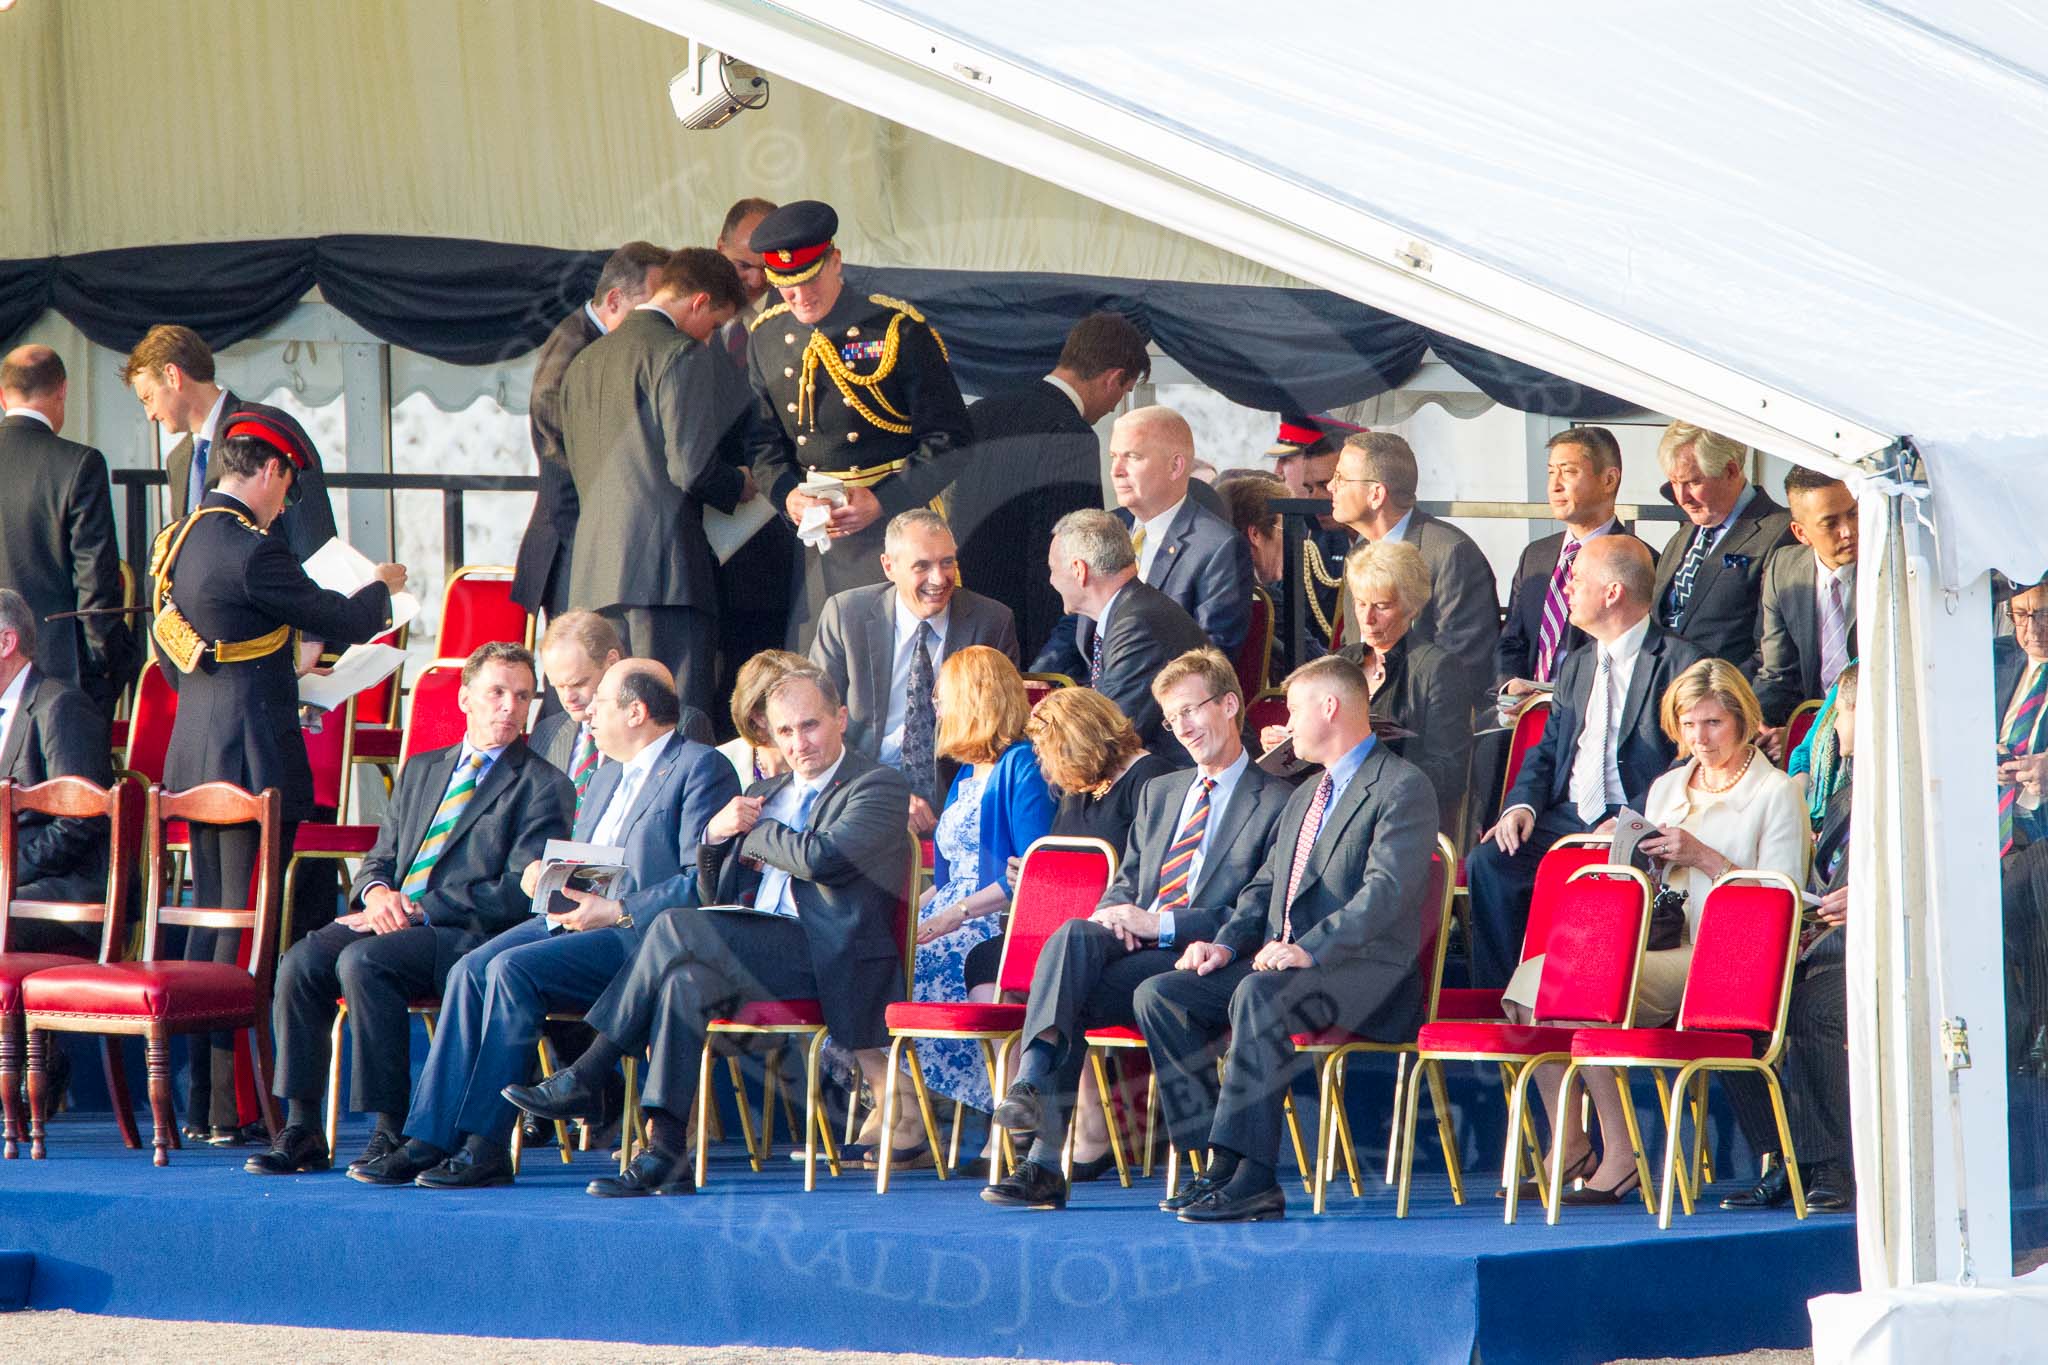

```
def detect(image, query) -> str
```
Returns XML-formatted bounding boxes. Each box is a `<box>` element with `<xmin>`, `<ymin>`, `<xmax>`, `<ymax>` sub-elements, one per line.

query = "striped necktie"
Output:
<box><xmin>1818</xmin><ymin>573</ymin><xmax>1851</xmax><ymax>692</ymax></box>
<box><xmin>1663</xmin><ymin>526</ymin><xmax>1712</xmax><ymax>627</ymax></box>
<box><xmin>1281</xmin><ymin>772</ymin><xmax>1334</xmax><ymax>942</ymax></box>
<box><xmin>569</xmin><ymin>724</ymin><xmax>599</xmax><ymax>812</ymax></box>
<box><xmin>1153</xmin><ymin>777</ymin><xmax>1215</xmax><ymax>912</ymax></box>
<box><xmin>401</xmin><ymin>751</ymin><xmax>486</xmax><ymax>899</ymax></box>
<box><xmin>1534</xmin><ymin>538</ymin><xmax>1581</xmax><ymax>682</ymax></box>
<box><xmin>1999</xmin><ymin>663</ymin><xmax>2048</xmax><ymax>855</ymax></box>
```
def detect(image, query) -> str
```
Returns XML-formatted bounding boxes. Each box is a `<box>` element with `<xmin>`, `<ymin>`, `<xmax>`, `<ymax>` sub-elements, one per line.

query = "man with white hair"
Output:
<box><xmin>1648</xmin><ymin>422</ymin><xmax>1794</xmax><ymax>667</ymax></box>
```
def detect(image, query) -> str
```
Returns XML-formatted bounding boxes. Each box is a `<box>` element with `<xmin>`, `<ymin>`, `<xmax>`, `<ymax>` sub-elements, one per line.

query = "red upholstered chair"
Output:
<box><xmin>347</xmin><ymin>624</ymin><xmax>413</xmax><ymax>780</ymax></box>
<box><xmin>873</xmin><ymin>835</ymin><xmax>1118</xmax><ymax>1192</ymax></box>
<box><xmin>1395</xmin><ymin>864</ymin><xmax>1652</xmax><ymax>1222</ymax></box>
<box><xmin>1245</xmin><ymin>691</ymin><xmax>1289</xmax><ymax>746</ymax></box>
<box><xmin>1435</xmin><ymin>833</ymin><xmax>1610</xmax><ymax>1023</ymax></box>
<box><xmin>1450</xmin><ymin>694</ymin><xmax>1553</xmax><ymax>922</ymax></box>
<box><xmin>1560</xmin><ymin>871</ymin><xmax>1806</xmax><ymax>1228</ymax></box>
<box><xmin>1234</xmin><ymin>584</ymin><xmax>1275</xmax><ymax>700</ymax></box>
<box><xmin>689</xmin><ymin>843</ymin><xmax>922</xmax><ymax>1193</ymax></box>
<box><xmin>0</xmin><ymin>777</ymin><xmax>143</xmax><ymax>1158</ymax></box>
<box><xmin>1022</xmin><ymin>673</ymin><xmax>1073</xmax><ymax>711</ymax></box>
<box><xmin>23</xmin><ymin>783</ymin><xmax>285</xmax><ymax>1165</ymax></box>
<box><xmin>113</xmin><ymin>662</ymin><xmax>177</xmax><ymax>787</ymax></box>
<box><xmin>1285</xmin><ymin>833</ymin><xmax>1461</xmax><ymax>1213</ymax></box>
<box><xmin>1783</xmin><ymin>699</ymin><xmax>1823</xmax><ymax>760</ymax></box>
<box><xmin>438</xmin><ymin>565</ymin><xmax>531</xmax><ymax>658</ymax></box>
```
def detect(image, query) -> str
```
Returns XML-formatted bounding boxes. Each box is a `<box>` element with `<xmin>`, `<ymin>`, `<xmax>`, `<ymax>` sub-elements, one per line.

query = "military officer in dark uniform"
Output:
<box><xmin>742</xmin><ymin>201</ymin><xmax>973</xmax><ymax>647</ymax></box>
<box><xmin>1266</xmin><ymin>415</ymin><xmax>1358</xmax><ymax>669</ymax></box>
<box><xmin>150</xmin><ymin>414</ymin><xmax>404</xmax><ymax>1141</ymax></box>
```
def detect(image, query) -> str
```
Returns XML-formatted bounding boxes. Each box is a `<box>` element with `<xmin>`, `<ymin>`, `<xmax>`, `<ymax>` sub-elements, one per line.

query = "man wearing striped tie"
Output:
<box><xmin>1753</xmin><ymin>467</ymin><xmax>1859</xmax><ymax>759</ymax></box>
<box><xmin>985</xmin><ymin>648</ymin><xmax>1293</xmax><ymax>1210</ymax></box>
<box><xmin>249</xmin><ymin>644</ymin><xmax>574</xmax><ymax>1176</ymax></box>
<box><xmin>1495</xmin><ymin>427</ymin><xmax>1629</xmax><ymax>702</ymax></box>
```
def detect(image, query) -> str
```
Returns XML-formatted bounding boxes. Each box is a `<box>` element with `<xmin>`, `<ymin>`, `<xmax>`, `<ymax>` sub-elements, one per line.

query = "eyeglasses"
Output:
<box><xmin>1163</xmin><ymin>693</ymin><xmax>1225</xmax><ymax>732</ymax></box>
<box><xmin>1326</xmin><ymin>475</ymin><xmax>1382</xmax><ymax>489</ymax></box>
<box><xmin>2014</xmin><ymin>608</ymin><xmax>2048</xmax><ymax>629</ymax></box>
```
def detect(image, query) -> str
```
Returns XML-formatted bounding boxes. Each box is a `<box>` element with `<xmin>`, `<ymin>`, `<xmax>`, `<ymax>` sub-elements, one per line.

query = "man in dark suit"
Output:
<box><xmin>1465</xmin><ymin>536</ymin><xmax>1709</xmax><ymax>989</ymax></box>
<box><xmin>149</xmin><ymin>415</ymin><xmax>402</xmax><ymax>1140</ymax></box>
<box><xmin>1133</xmin><ymin>654</ymin><xmax>1438</xmax><ymax>1222</ymax></box>
<box><xmin>248</xmin><ymin>643</ymin><xmax>574</xmax><ymax>1175</ymax></box>
<box><xmin>1330</xmin><ymin>431</ymin><xmax>1498</xmax><ymax>676</ymax></box>
<box><xmin>1496</xmin><ymin>426</ymin><xmax>1628</xmax><ymax>693</ymax></box>
<box><xmin>0</xmin><ymin>590</ymin><xmax>115</xmax><ymax>953</ymax></box>
<box><xmin>353</xmin><ymin>660</ymin><xmax>740</xmax><ymax>1188</ymax></box>
<box><xmin>952</xmin><ymin>313</ymin><xmax>1147</xmax><ymax>657</ymax></box>
<box><xmin>511</xmin><ymin>242</ymin><xmax>669</xmax><ymax>622</ymax></box>
<box><xmin>0</xmin><ymin>346</ymin><xmax>137</xmax><ymax>720</ymax></box>
<box><xmin>1649</xmin><ymin>422</ymin><xmax>1796</xmax><ymax>669</ymax></box>
<box><xmin>505</xmin><ymin>668</ymin><xmax>920</xmax><ymax>1196</ymax></box>
<box><xmin>1036</xmin><ymin>509</ymin><xmax>1209</xmax><ymax>763</ymax></box>
<box><xmin>984</xmin><ymin>647</ymin><xmax>1294</xmax><ymax>1209</ymax></box>
<box><xmin>560</xmin><ymin>249</ymin><xmax>757</xmax><ymax>716</ymax></box>
<box><xmin>1753</xmin><ymin>466</ymin><xmax>1859</xmax><ymax>751</ymax></box>
<box><xmin>810</xmin><ymin>509</ymin><xmax>1018</xmax><ymax>821</ymax></box>
<box><xmin>530</xmin><ymin>611</ymin><xmax>710</xmax><ymax>800</ymax></box>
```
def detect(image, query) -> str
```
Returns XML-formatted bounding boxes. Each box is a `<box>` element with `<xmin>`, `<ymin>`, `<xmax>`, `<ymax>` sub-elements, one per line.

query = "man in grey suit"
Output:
<box><xmin>1649</xmin><ymin>422</ymin><xmax>1796</xmax><ymax>669</ymax></box>
<box><xmin>1135</xmin><ymin>653</ymin><xmax>1439</xmax><ymax>1222</ymax></box>
<box><xmin>1331</xmin><ymin>431</ymin><xmax>1499</xmax><ymax>676</ymax></box>
<box><xmin>0</xmin><ymin>347</ymin><xmax>136</xmax><ymax>721</ymax></box>
<box><xmin>358</xmin><ymin>660</ymin><xmax>741</xmax><ymax>1189</ymax></box>
<box><xmin>560</xmin><ymin>248</ymin><xmax>758</xmax><ymax>716</ymax></box>
<box><xmin>984</xmin><ymin>647</ymin><xmax>1294</xmax><ymax>1209</ymax></box>
<box><xmin>1753</xmin><ymin>467</ymin><xmax>1858</xmax><ymax>753</ymax></box>
<box><xmin>505</xmin><ymin>668</ymin><xmax>922</xmax><ymax>1196</ymax></box>
<box><xmin>249</xmin><ymin>644</ymin><xmax>574</xmax><ymax>1176</ymax></box>
<box><xmin>809</xmin><ymin>509</ymin><xmax>1018</xmax><ymax>823</ymax></box>
<box><xmin>0</xmin><ymin>590</ymin><xmax>115</xmax><ymax>952</ymax></box>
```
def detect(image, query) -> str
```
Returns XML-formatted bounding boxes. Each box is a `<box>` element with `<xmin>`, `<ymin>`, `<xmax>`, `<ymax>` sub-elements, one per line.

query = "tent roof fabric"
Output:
<box><xmin>631</xmin><ymin>0</ymin><xmax>2048</xmax><ymax>587</ymax></box>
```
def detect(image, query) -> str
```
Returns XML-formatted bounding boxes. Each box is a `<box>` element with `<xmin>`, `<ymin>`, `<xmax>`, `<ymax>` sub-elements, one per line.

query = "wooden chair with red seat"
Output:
<box><xmin>1395</xmin><ymin>863</ymin><xmax>1653</xmax><ymax>1222</ymax></box>
<box><xmin>439</xmin><ymin>565</ymin><xmax>532</xmax><ymax>658</ymax></box>
<box><xmin>22</xmin><ymin>783</ymin><xmax>285</xmax><ymax>1165</ymax></box>
<box><xmin>872</xmin><ymin>835</ymin><xmax>1118</xmax><ymax>1193</ymax></box>
<box><xmin>1244</xmin><ymin>690</ymin><xmax>1289</xmax><ymax>747</ymax></box>
<box><xmin>0</xmin><ymin>776</ymin><xmax>143</xmax><ymax>1158</ymax></box>
<box><xmin>1234</xmin><ymin>584</ymin><xmax>1275</xmax><ymax>700</ymax></box>
<box><xmin>1783</xmin><ymin>699</ymin><xmax>1823</xmax><ymax>760</ymax></box>
<box><xmin>1557</xmin><ymin>870</ymin><xmax>1807</xmax><ymax>1229</ymax></box>
<box><xmin>689</xmin><ymin>840</ymin><xmax>922</xmax><ymax>1193</ymax></box>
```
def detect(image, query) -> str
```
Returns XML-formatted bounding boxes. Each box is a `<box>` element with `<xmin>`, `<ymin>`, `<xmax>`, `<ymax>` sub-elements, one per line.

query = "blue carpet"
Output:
<box><xmin>0</xmin><ymin>1251</ymin><xmax>30</xmax><ymax>1311</ymax></box>
<box><xmin>0</xmin><ymin>1115</ymin><xmax>1854</xmax><ymax>1364</ymax></box>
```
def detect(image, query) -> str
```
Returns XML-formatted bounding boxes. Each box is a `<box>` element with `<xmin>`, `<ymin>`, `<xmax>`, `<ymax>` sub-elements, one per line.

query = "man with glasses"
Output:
<box><xmin>1997</xmin><ymin>581</ymin><xmax>2048</xmax><ymax>1072</ymax></box>
<box><xmin>985</xmin><ymin>647</ymin><xmax>1293</xmax><ymax>1209</ymax></box>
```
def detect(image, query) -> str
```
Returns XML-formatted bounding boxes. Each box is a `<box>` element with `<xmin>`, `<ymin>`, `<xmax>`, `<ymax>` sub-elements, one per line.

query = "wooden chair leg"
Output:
<box><xmin>693</xmin><ymin>1042</ymin><xmax>715</xmax><ymax>1188</ymax></box>
<box><xmin>534</xmin><ymin>1035</ymin><xmax>571</xmax><ymax>1165</ymax></box>
<box><xmin>24</xmin><ymin>1028</ymin><xmax>51</xmax><ymax>1160</ymax></box>
<box><xmin>145</xmin><ymin>1029</ymin><xmax>173</xmax><ymax>1166</ymax></box>
<box><xmin>1424</xmin><ymin>1058</ymin><xmax>1465</xmax><ymax>1204</ymax></box>
<box><xmin>0</xmin><ymin>1016</ymin><xmax>21</xmax><ymax>1160</ymax></box>
<box><xmin>1394</xmin><ymin>1053</ymin><xmax>1431</xmax><ymax>1219</ymax></box>
<box><xmin>102</xmin><ymin>1036</ymin><xmax>140</xmax><ymax>1150</ymax></box>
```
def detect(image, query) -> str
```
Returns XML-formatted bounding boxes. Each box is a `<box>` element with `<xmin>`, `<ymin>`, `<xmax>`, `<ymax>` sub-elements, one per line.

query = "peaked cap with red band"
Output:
<box><xmin>749</xmin><ymin>199</ymin><xmax>839</xmax><ymax>287</ymax></box>
<box><xmin>1263</xmin><ymin>413</ymin><xmax>1365</xmax><ymax>457</ymax></box>
<box><xmin>219</xmin><ymin>413</ymin><xmax>312</xmax><ymax>473</ymax></box>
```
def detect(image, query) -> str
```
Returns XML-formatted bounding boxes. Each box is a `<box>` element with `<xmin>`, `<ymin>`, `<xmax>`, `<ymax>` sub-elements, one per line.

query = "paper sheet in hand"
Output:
<box><xmin>799</xmin><ymin>473</ymin><xmax>847</xmax><ymax>506</ymax></box>
<box><xmin>532</xmin><ymin>839</ymin><xmax>629</xmax><ymax>920</ymax></box>
<box><xmin>298</xmin><ymin>642</ymin><xmax>406</xmax><ymax>710</ymax></box>
<box><xmin>302</xmin><ymin>537</ymin><xmax>419</xmax><ymax>631</ymax></box>
<box><xmin>704</xmin><ymin>496</ymin><xmax>776</xmax><ymax>565</ymax></box>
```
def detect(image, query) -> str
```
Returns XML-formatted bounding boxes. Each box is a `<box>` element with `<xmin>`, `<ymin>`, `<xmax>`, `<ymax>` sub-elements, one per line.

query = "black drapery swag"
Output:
<box><xmin>0</xmin><ymin>237</ymin><xmax>1633</xmax><ymax>418</ymax></box>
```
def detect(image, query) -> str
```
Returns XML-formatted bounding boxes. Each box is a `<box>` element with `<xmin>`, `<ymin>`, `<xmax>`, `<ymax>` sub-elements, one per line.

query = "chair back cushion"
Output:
<box><xmin>302</xmin><ymin>699</ymin><xmax>353</xmax><ymax>812</ymax></box>
<box><xmin>355</xmin><ymin>626</ymin><xmax>406</xmax><ymax>725</ymax></box>
<box><xmin>439</xmin><ymin>569</ymin><xmax>528</xmax><ymax>658</ymax></box>
<box><xmin>1502</xmin><ymin>699</ymin><xmax>1551</xmax><ymax>804</ymax></box>
<box><xmin>1523</xmin><ymin>837</ymin><xmax>1612</xmax><ymax>964</ymax></box>
<box><xmin>1679</xmin><ymin>879</ymin><xmax>1798</xmax><ymax>1034</ymax></box>
<box><xmin>125</xmin><ymin>663</ymin><xmax>179</xmax><ymax>785</ymax></box>
<box><xmin>1417</xmin><ymin>836</ymin><xmax>1453</xmax><ymax>1014</ymax></box>
<box><xmin>1234</xmin><ymin>586</ymin><xmax>1273</xmax><ymax>699</ymax></box>
<box><xmin>400</xmin><ymin>663</ymin><xmax>471</xmax><ymax>771</ymax></box>
<box><xmin>996</xmin><ymin>838</ymin><xmax>1117</xmax><ymax>995</ymax></box>
<box><xmin>1532</xmin><ymin>868</ymin><xmax>1648</xmax><ymax>1025</ymax></box>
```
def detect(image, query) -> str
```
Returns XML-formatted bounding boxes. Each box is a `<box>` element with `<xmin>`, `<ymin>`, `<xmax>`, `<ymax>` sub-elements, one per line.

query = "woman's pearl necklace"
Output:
<box><xmin>1695</xmin><ymin>746</ymin><xmax>1757</xmax><ymax>794</ymax></box>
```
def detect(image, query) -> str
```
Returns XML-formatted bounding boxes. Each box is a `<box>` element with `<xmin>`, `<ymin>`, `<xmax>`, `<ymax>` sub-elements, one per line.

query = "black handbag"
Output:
<box><xmin>1646</xmin><ymin>886</ymin><xmax>1688</xmax><ymax>952</ymax></box>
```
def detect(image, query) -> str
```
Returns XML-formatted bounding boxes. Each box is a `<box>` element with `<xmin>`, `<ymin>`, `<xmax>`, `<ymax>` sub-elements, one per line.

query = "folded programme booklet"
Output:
<box><xmin>531</xmin><ymin>838</ymin><xmax>629</xmax><ymax>921</ymax></box>
<box><xmin>302</xmin><ymin>537</ymin><xmax>420</xmax><ymax>632</ymax></box>
<box><xmin>704</xmin><ymin>495</ymin><xmax>777</xmax><ymax>564</ymax></box>
<box><xmin>299</xmin><ymin>641</ymin><xmax>407</xmax><ymax>711</ymax></box>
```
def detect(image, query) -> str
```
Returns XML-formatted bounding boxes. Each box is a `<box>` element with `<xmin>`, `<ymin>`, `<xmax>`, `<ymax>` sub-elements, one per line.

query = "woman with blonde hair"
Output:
<box><xmin>716</xmin><ymin>649</ymin><xmax>808</xmax><ymax>787</ymax></box>
<box><xmin>1504</xmin><ymin>657</ymin><xmax>1807</xmax><ymax>1203</ymax></box>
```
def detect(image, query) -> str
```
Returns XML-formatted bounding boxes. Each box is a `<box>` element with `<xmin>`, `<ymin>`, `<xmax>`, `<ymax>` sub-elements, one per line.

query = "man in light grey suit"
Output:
<box><xmin>809</xmin><ymin>509</ymin><xmax>1018</xmax><ymax>824</ymax></box>
<box><xmin>1753</xmin><ymin>467</ymin><xmax>1858</xmax><ymax>752</ymax></box>
<box><xmin>985</xmin><ymin>648</ymin><xmax>1294</xmax><ymax>1210</ymax></box>
<box><xmin>1136</xmin><ymin>653</ymin><xmax>1438</xmax><ymax>1223</ymax></box>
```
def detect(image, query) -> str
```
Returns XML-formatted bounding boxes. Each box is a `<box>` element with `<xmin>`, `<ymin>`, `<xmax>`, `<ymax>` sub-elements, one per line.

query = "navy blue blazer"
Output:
<box><xmin>1116</xmin><ymin>500</ymin><xmax>1253</xmax><ymax>655</ymax></box>
<box><xmin>574</xmin><ymin>730</ymin><xmax>741</xmax><ymax>935</ymax></box>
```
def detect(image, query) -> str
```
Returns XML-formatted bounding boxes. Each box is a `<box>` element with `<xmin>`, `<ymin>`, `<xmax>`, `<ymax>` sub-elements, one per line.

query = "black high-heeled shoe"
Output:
<box><xmin>1558</xmin><ymin>1166</ymin><xmax>1642</xmax><ymax>1206</ymax></box>
<box><xmin>1496</xmin><ymin>1147</ymin><xmax>1595</xmax><ymax>1200</ymax></box>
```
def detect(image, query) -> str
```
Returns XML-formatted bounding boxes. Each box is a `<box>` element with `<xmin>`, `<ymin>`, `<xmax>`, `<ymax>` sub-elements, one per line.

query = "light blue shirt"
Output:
<box><xmin>1322</xmin><ymin>731</ymin><xmax>1379</xmax><ymax>809</ymax></box>
<box><xmin>1380</xmin><ymin>507</ymin><xmax>1416</xmax><ymax>544</ymax></box>
<box><xmin>585</xmin><ymin>302</ymin><xmax>610</xmax><ymax>334</ymax></box>
<box><xmin>590</xmin><ymin>730</ymin><xmax>672</xmax><ymax>847</ymax></box>
<box><xmin>753</xmin><ymin>752</ymin><xmax>846</xmax><ymax>918</ymax></box>
<box><xmin>1152</xmin><ymin>748</ymin><xmax>1250</xmax><ymax>947</ymax></box>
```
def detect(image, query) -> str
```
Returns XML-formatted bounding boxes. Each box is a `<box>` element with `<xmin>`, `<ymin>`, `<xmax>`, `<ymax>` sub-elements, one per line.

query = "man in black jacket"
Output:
<box><xmin>250</xmin><ymin>643</ymin><xmax>574</xmax><ymax>1175</ymax></box>
<box><xmin>0</xmin><ymin>346</ymin><xmax>137</xmax><ymax>720</ymax></box>
<box><xmin>952</xmin><ymin>313</ymin><xmax>1146</xmax><ymax>657</ymax></box>
<box><xmin>560</xmin><ymin>248</ymin><xmax>757</xmax><ymax>715</ymax></box>
<box><xmin>1752</xmin><ymin>466</ymin><xmax>1859</xmax><ymax>752</ymax></box>
<box><xmin>0</xmin><ymin>590</ymin><xmax>115</xmax><ymax>951</ymax></box>
<box><xmin>1496</xmin><ymin>426</ymin><xmax>1628</xmax><ymax>693</ymax></box>
<box><xmin>1649</xmin><ymin>422</ymin><xmax>1795</xmax><ymax>668</ymax></box>
<box><xmin>1466</xmin><ymin>535</ymin><xmax>1709</xmax><ymax>988</ymax></box>
<box><xmin>511</xmin><ymin>241</ymin><xmax>669</xmax><ymax>621</ymax></box>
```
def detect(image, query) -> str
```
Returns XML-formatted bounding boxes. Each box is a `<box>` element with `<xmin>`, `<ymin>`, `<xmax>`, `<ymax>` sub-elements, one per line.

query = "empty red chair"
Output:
<box><xmin>0</xmin><ymin>777</ymin><xmax>143</xmax><ymax>1158</ymax></box>
<box><xmin>1436</xmin><ymin>832</ymin><xmax>1609</xmax><ymax>1022</ymax></box>
<box><xmin>1561</xmin><ymin>871</ymin><xmax>1806</xmax><ymax>1228</ymax></box>
<box><xmin>23</xmin><ymin>783</ymin><xmax>285</xmax><ymax>1165</ymax></box>
<box><xmin>347</xmin><ymin>625</ymin><xmax>410</xmax><ymax>774</ymax></box>
<box><xmin>438</xmin><ymin>565</ymin><xmax>531</xmax><ymax>658</ymax></box>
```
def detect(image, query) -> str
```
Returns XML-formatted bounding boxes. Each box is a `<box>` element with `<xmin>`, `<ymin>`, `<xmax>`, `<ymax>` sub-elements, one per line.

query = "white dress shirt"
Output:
<box><xmin>1043</xmin><ymin>373</ymin><xmax>1085</xmax><ymax>415</ymax></box>
<box><xmin>1132</xmin><ymin>497</ymin><xmax>1186</xmax><ymax>583</ymax></box>
<box><xmin>591</xmin><ymin>730</ymin><xmax>673</xmax><ymax>848</ymax></box>
<box><xmin>0</xmin><ymin>665</ymin><xmax>31</xmax><ymax>768</ymax></box>
<box><xmin>1151</xmin><ymin>748</ymin><xmax>1251</xmax><ymax>946</ymax></box>
<box><xmin>879</xmin><ymin>597</ymin><xmax>951</xmax><ymax>767</ymax></box>
<box><xmin>1</xmin><ymin>407</ymin><xmax>52</xmax><ymax>430</ymax></box>
<box><xmin>753</xmin><ymin>751</ymin><xmax>848</xmax><ymax>918</ymax></box>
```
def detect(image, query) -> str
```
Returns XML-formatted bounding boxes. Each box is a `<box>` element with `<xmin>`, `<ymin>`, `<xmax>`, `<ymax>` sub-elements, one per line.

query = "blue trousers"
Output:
<box><xmin>403</xmin><ymin>916</ymin><xmax>635</xmax><ymax>1149</ymax></box>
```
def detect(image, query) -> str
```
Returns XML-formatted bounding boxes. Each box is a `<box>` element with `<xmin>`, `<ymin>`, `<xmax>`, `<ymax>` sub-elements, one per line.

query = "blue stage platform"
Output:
<box><xmin>0</xmin><ymin>1112</ymin><xmax>1854</xmax><ymax>1365</ymax></box>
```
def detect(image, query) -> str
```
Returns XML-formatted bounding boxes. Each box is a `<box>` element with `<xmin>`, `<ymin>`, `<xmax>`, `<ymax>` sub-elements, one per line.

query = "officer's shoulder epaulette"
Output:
<box><xmin>750</xmin><ymin>301</ymin><xmax>793</xmax><ymax>331</ymax></box>
<box><xmin>868</xmin><ymin>293</ymin><xmax>927</xmax><ymax>325</ymax></box>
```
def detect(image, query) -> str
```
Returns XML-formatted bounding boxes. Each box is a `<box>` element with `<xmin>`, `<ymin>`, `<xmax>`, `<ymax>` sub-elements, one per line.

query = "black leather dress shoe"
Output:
<box><xmin>587</xmin><ymin>1148</ymin><xmax>694</xmax><ymax>1197</ymax></box>
<box><xmin>1720</xmin><ymin>1164</ymin><xmax>1792</xmax><ymax>1211</ymax></box>
<box><xmin>990</xmin><ymin>1081</ymin><xmax>1045</xmax><ymax>1137</ymax></box>
<box><xmin>981</xmin><ymin>1159</ymin><xmax>1069</xmax><ymax>1209</ymax></box>
<box><xmin>347</xmin><ymin>1130</ymin><xmax>404</xmax><ymax>1173</ymax></box>
<box><xmin>1158</xmin><ymin>1173</ymin><xmax>1225</xmax><ymax>1213</ymax></box>
<box><xmin>244</xmin><ymin>1125</ymin><xmax>331</xmax><ymax>1175</ymax></box>
<box><xmin>1178</xmin><ymin>1181</ymin><xmax>1286</xmax><ymax>1223</ymax></box>
<box><xmin>348</xmin><ymin>1140</ymin><xmax>445</xmax><ymax>1186</ymax></box>
<box><xmin>1804</xmin><ymin>1162</ymin><xmax>1855</xmax><ymax>1213</ymax></box>
<box><xmin>502</xmin><ymin>1069</ymin><xmax>601</xmax><ymax>1124</ymax></box>
<box><xmin>415</xmin><ymin>1144</ymin><xmax>514</xmax><ymax>1190</ymax></box>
